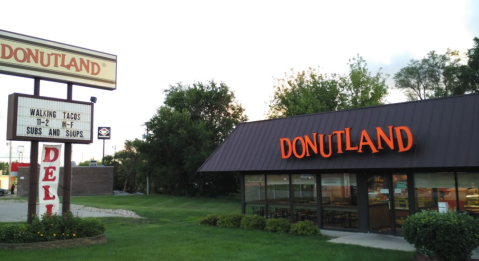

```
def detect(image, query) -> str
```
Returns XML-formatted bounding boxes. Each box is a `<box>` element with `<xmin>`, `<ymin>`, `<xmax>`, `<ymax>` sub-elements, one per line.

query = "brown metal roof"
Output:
<box><xmin>198</xmin><ymin>94</ymin><xmax>479</xmax><ymax>173</ymax></box>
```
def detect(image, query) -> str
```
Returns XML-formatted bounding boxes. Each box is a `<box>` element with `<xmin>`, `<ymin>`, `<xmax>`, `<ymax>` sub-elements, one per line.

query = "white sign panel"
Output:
<box><xmin>39</xmin><ymin>144</ymin><xmax>62</xmax><ymax>217</ymax></box>
<box><xmin>0</xmin><ymin>29</ymin><xmax>117</xmax><ymax>90</ymax></box>
<box><xmin>7</xmin><ymin>93</ymin><xmax>93</xmax><ymax>144</ymax></box>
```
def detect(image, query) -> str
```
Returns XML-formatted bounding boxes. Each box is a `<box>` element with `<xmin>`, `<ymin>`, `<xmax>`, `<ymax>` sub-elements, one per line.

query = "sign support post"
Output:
<box><xmin>2</xmin><ymin>29</ymin><xmax>116</xmax><ymax>223</ymax></box>
<box><xmin>27</xmin><ymin>77</ymin><xmax>40</xmax><ymax>224</ymax></box>
<box><xmin>63</xmin><ymin>83</ymin><xmax>73</xmax><ymax>214</ymax></box>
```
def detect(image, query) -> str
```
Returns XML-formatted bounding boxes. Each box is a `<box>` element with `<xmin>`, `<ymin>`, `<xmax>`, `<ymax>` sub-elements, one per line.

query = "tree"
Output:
<box><xmin>393</xmin><ymin>50</ymin><xmax>452</xmax><ymax>101</ymax></box>
<box><xmin>267</xmin><ymin>68</ymin><xmax>346</xmax><ymax>119</ymax></box>
<box><xmin>113</xmin><ymin>139</ymin><xmax>143</xmax><ymax>192</ymax></box>
<box><xmin>146</xmin><ymin>80</ymin><xmax>247</xmax><ymax>196</ymax></box>
<box><xmin>443</xmin><ymin>37</ymin><xmax>479</xmax><ymax>96</ymax></box>
<box><xmin>394</xmin><ymin>38</ymin><xmax>479</xmax><ymax>100</ymax></box>
<box><xmin>343</xmin><ymin>55</ymin><xmax>389</xmax><ymax>109</ymax></box>
<box><xmin>0</xmin><ymin>162</ymin><xmax>9</xmax><ymax>175</ymax></box>
<box><xmin>267</xmin><ymin>55</ymin><xmax>389</xmax><ymax>118</ymax></box>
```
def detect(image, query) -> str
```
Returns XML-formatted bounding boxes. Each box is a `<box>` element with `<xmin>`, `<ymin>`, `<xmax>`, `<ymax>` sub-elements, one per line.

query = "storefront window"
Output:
<box><xmin>292</xmin><ymin>174</ymin><xmax>316</xmax><ymax>204</ymax></box>
<box><xmin>322</xmin><ymin>208</ymin><xmax>358</xmax><ymax>229</ymax></box>
<box><xmin>321</xmin><ymin>173</ymin><xmax>357</xmax><ymax>206</ymax></box>
<box><xmin>268</xmin><ymin>205</ymin><xmax>290</xmax><ymax>219</ymax></box>
<box><xmin>267</xmin><ymin>175</ymin><xmax>290</xmax><ymax>204</ymax></box>
<box><xmin>245</xmin><ymin>204</ymin><xmax>266</xmax><ymax>217</ymax></box>
<box><xmin>415</xmin><ymin>172</ymin><xmax>456</xmax><ymax>211</ymax></box>
<box><xmin>457</xmin><ymin>172</ymin><xmax>479</xmax><ymax>218</ymax></box>
<box><xmin>293</xmin><ymin>206</ymin><xmax>318</xmax><ymax>224</ymax></box>
<box><xmin>245</xmin><ymin>175</ymin><xmax>265</xmax><ymax>203</ymax></box>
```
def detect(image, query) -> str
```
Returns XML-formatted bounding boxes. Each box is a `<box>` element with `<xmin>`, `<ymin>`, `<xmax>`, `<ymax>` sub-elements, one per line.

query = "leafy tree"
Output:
<box><xmin>394</xmin><ymin>50</ymin><xmax>456</xmax><ymax>100</ymax></box>
<box><xmin>0</xmin><ymin>162</ymin><xmax>9</xmax><ymax>175</ymax></box>
<box><xmin>267</xmin><ymin>55</ymin><xmax>388</xmax><ymax>118</ymax></box>
<box><xmin>343</xmin><ymin>55</ymin><xmax>389</xmax><ymax>108</ymax></box>
<box><xmin>113</xmin><ymin>139</ymin><xmax>143</xmax><ymax>192</ymax></box>
<box><xmin>443</xmin><ymin>37</ymin><xmax>479</xmax><ymax>96</ymax></box>
<box><xmin>267</xmin><ymin>68</ymin><xmax>346</xmax><ymax>118</ymax></box>
<box><xmin>146</xmin><ymin>80</ymin><xmax>247</xmax><ymax>196</ymax></box>
<box><xmin>394</xmin><ymin>38</ymin><xmax>479</xmax><ymax>100</ymax></box>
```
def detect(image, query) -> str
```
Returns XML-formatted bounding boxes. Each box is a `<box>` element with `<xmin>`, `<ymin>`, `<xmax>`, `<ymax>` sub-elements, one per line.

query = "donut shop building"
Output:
<box><xmin>198</xmin><ymin>94</ymin><xmax>479</xmax><ymax>235</ymax></box>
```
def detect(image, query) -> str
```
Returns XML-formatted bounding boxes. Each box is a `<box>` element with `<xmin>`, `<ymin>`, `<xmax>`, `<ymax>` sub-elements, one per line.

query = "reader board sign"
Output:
<box><xmin>0</xmin><ymin>29</ymin><xmax>117</xmax><ymax>90</ymax></box>
<box><xmin>7</xmin><ymin>93</ymin><xmax>93</xmax><ymax>144</ymax></box>
<box><xmin>98</xmin><ymin>127</ymin><xmax>111</xmax><ymax>139</ymax></box>
<box><xmin>39</xmin><ymin>144</ymin><xmax>62</xmax><ymax>217</ymax></box>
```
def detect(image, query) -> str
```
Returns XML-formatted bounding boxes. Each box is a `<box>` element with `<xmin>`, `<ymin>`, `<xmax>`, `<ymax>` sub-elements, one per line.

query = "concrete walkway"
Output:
<box><xmin>322</xmin><ymin>229</ymin><xmax>479</xmax><ymax>259</ymax></box>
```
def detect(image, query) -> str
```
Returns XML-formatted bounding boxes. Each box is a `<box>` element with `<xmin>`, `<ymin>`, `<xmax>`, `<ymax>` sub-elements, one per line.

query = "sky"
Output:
<box><xmin>0</xmin><ymin>0</ymin><xmax>478</xmax><ymax>166</ymax></box>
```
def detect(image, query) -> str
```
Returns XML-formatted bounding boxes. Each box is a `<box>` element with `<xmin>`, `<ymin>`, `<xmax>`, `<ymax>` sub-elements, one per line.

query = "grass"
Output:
<box><xmin>1</xmin><ymin>195</ymin><xmax>414</xmax><ymax>261</ymax></box>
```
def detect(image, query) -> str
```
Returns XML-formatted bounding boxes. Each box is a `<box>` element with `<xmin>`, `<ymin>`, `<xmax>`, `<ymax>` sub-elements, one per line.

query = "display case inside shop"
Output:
<box><xmin>465</xmin><ymin>189</ymin><xmax>479</xmax><ymax>217</ymax></box>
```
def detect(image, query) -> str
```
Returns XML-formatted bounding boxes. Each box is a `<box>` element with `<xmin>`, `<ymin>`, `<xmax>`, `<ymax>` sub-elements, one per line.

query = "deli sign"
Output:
<box><xmin>280</xmin><ymin>126</ymin><xmax>413</xmax><ymax>159</ymax></box>
<box><xmin>39</xmin><ymin>144</ymin><xmax>62</xmax><ymax>217</ymax></box>
<box><xmin>0</xmin><ymin>29</ymin><xmax>117</xmax><ymax>90</ymax></box>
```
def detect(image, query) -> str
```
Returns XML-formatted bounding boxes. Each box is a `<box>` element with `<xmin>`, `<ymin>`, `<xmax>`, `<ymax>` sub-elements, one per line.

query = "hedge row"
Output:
<box><xmin>199</xmin><ymin>213</ymin><xmax>320</xmax><ymax>236</ymax></box>
<box><xmin>0</xmin><ymin>212</ymin><xmax>105</xmax><ymax>244</ymax></box>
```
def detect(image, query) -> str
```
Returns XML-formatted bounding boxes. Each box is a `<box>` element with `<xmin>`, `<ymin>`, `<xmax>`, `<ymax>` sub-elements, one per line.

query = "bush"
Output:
<box><xmin>290</xmin><ymin>221</ymin><xmax>320</xmax><ymax>236</ymax></box>
<box><xmin>0</xmin><ymin>211</ymin><xmax>105</xmax><ymax>244</ymax></box>
<box><xmin>217</xmin><ymin>213</ymin><xmax>243</xmax><ymax>228</ymax></box>
<box><xmin>240</xmin><ymin>215</ymin><xmax>266</xmax><ymax>230</ymax></box>
<box><xmin>265</xmin><ymin>218</ymin><xmax>291</xmax><ymax>233</ymax></box>
<box><xmin>198</xmin><ymin>214</ymin><xmax>221</xmax><ymax>226</ymax></box>
<box><xmin>0</xmin><ymin>224</ymin><xmax>35</xmax><ymax>243</ymax></box>
<box><xmin>403</xmin><ymin>210</ymin><xmax>479</xmax><ymax>261</ymax></box>
<box><xmin>78</xmin><ymin>218</ymin><xmax>105</xmax><ymax>237</ymax></box>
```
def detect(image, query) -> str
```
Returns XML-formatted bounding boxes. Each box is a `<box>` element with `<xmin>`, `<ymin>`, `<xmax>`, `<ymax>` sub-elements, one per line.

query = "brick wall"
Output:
<box><xmin>17</xmin><ymin>167</ymin><xmax>113</xmax><ymax>197</ymax></box>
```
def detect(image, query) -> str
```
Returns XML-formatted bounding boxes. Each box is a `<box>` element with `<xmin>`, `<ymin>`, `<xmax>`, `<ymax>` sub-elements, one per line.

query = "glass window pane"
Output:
<box><xmin>322</xmin><ymin>207</ymin><xmax>358</xmax><ymax>229</ymax></box>
<box><xmin>457</xmin><ymin>172</ymin><xmax>479</xmax><ymax>218</ymax></box>
<box><xmin>245</xmin><ymin>175</ymin><xmax>265</xmax><ymax>203</ymax></box>
<box><xmin>245</xmin><ymin>204</ymin><xmax>266</xmax><ymax>218</ymax></box>
<box><xmin>292</xmin><ymin>174</ymin><xmax>317</xmax><ymax>204</ymax></box>
<box><xmin>415</xmin><ymin>173</ymin><xmax>456</xmax><ymax>211</ymax></box>
<box><xmin>321</xmin><ymin>173</ymin><xmax>357</xmax><ymax>206</ymax></box>
<box><xmin>293</xmin><ymin>206</ymin><xmax>318</xmax><ymax>225</ymax></box>
<box><xmin>268</xmin><ymin>205</ymin><xmax>290</xmax><ymax>219</ymax></box>
<box><xmin>267</xmin><ymin>175</ymin><xmax>290</xmax><ymax>203</ymax></box>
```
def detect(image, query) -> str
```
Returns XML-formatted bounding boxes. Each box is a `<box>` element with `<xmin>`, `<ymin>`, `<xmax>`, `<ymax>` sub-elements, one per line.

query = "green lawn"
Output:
<box><xmin>2</xmin><ymin>195</ymin><xmax>414</xmax><ymax>261</ymax></box>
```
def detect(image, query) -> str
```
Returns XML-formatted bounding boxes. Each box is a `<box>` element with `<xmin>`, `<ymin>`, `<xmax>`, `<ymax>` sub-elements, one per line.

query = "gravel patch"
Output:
<box><xmin>70</xmin><ymin>204</ymin><xmax>141</xmax><ymax>218</ymax></box>
<box><xmin>0</xmin><ymin>199</ymin><xmax>142</xmax><ymax>222</ymax></box>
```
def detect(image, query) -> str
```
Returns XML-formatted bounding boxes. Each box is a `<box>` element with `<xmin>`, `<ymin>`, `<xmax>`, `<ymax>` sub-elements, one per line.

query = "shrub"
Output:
<box><xmin>78</xmin><ymin>218</ymin><xmax>105</xmax><ymax>237</ymax></box>
<box><xmin>290</xmin><ymin>221</ymin><xmax>320</xmax><ymax>236</ymax></box>
<box><xmin>217</xmin><ymin>213</ymin><xmax>243</xmax><ymax>228</ymax></box>
<box><xmin>198</xmin><ymin>214</ymin><xmax>221</xmax><ymax>226</ymax></box>
<box><xmin>0</xmin><ymin>211</ymin><xmax>105</xmax><ymax>244</ymax></box>
<box><xmin>265</xmin><ymin>218</ymin><xmax>291</xmax><ymax>233</ymax></box>
<box><xmin>403</xmin><ymin>210</ymin><xmax>479</xmax><ymax>261</ymax></box>
<box><xmin>0</xmin><ymin>224</ymin><xmax>34</xmax><ymax>243</ymax></box>
<box><xmin>240</xmin><ymin>215</ymin><xmax>266</xmax><ymax>230</ymax></box>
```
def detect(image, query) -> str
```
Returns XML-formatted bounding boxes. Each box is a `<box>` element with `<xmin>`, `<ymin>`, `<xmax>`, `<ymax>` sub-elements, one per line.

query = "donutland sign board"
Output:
<box><xmin>0</xmin><ymin>29</ymin><xmax>116</xmax><ymax>90</ymax></box>
<box><xmin>7</xmin><ymin>93</ymin><xmax>93</xmax><ymax>144</ymax></box>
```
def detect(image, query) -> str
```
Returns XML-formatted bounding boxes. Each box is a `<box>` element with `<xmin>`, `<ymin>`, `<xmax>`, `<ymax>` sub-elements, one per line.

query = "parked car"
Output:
<box><xmin>0</xmin><ymin>188</ymin><xmax>6</xmax><ymax>196</ymax></box>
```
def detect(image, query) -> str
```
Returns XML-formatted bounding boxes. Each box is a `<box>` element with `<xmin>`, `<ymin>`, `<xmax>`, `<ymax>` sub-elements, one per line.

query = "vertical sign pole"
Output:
<box><xmin>63</xmin><ymin>83</ymin><xmax>73</xmax><ymax>213</ymax></box>
<box><xmin>27</xmin><ymin>77</ymin><xmax>40</xmax><ymax>224</ymax></box>
<box><xmin>102</xmin><ymin>139</ymin><xmax>105</xmax><ymax>163</ymax></box>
